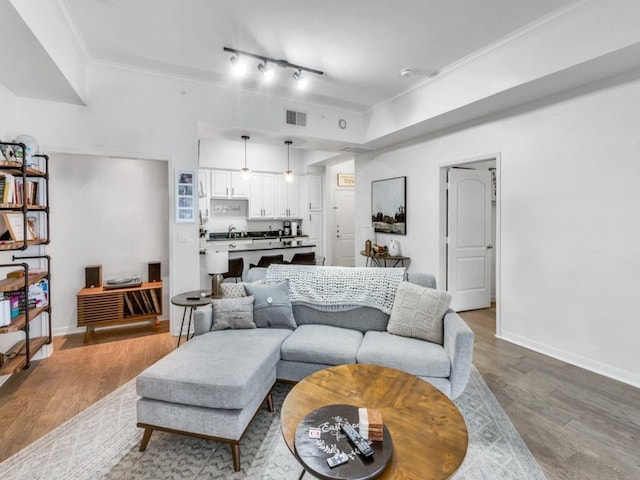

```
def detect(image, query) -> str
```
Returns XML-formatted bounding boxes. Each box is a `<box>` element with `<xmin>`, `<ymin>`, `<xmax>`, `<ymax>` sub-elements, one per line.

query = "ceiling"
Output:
<box><xmin>59</xmin><ymin>0</ymin><xmax>577</xmax><ymax>112</ymax></box>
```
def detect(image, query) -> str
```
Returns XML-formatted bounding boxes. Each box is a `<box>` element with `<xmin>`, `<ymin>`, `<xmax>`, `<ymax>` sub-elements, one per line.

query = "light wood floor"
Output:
<box><xmin>0</xmin><ymin>310</ymin><xmax>639</xmax><ymax>480</ymax></box>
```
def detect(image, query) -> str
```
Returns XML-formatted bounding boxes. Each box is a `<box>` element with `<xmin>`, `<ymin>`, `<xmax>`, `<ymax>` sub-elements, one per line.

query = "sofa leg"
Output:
<box><xmin>266</xmin><ymin>391</ymin><xmax>274</xmax><ymax>412</ymax></box>
<box><xmin>232</xmin><ymin>443</ymin><xmax>241</xmax><ymax>472</ymax></box>
<box><xmin>139</xmin><ymin>427</ymin><xmax>154</xmax><ymax>451</ymax></box>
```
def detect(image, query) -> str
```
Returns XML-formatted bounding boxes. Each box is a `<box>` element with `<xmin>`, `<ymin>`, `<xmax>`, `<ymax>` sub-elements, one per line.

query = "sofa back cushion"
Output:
<box><xmin>292</xmin><ymin>305</ymin><xmax>389</xmax><ymax>333</ymax></box>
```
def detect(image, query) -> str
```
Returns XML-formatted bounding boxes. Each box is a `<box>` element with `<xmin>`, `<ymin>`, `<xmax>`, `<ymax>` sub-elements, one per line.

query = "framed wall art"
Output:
<box><xmin>371</xmin><ymin>176</ymin><xmax>406</xmax><ymax>235</ymax></box>
<box><xmin>175</xmin><ymin>169</ymin><xmax>196</xmax><ymax>223</ymax></box>
<box><xmin>337</xmin><ymin>173</ymin><xmax>355</xmax><ymax>187</ymax></box>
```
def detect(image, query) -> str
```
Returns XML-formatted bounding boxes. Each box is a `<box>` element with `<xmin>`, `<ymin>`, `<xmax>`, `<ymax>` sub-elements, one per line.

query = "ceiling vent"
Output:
<box><xmin>285</xmin><ymin>109</ymin><xmax>307</xmax><ymax>127</ymax></box>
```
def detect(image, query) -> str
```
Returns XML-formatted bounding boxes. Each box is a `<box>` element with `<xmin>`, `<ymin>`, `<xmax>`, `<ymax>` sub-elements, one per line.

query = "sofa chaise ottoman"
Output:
<box><xmin>136</xmin><ymin>328</ymin><xmax>290</xmax><ymax>471</ymax></box>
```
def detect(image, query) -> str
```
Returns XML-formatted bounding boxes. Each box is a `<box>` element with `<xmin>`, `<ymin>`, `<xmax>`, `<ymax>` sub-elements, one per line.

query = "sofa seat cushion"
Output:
<box><xmin>357</xmin><ymin>331</ymin><xmax>451</xmax><ymax>378</ymax></box>
<box><xmin>280</xmin><ymin>324</ymin><xmax>363</xmax><ymax>365</ymax></box>
<box><xmin>136</xmin><ymin>328</ymin><xmax>291</xmax><ymax>410</ymax></box>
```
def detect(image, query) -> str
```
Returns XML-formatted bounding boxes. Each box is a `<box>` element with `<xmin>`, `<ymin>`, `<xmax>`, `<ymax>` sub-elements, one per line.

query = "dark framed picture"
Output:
<box><xmin>371</xmin><ymin>176</ymin><xmax>406</xmax><ymax>235</ymax></box>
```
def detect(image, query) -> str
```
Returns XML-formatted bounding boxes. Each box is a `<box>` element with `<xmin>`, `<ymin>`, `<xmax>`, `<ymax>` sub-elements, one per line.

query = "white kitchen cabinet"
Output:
<box><xmin>198</xmin><ymin>169</ymin><xmax>211</xmax><ymax>219</ymax></box>
<box><xmin>230</xmin><ymin>172</ymin><xmax>249</xmax><ymax>198</ymax></box>
<box><xmin>249</xmin><ymin>173</ymin><xmax>275</xmax><ymax>218</ymax></box>
<box><xmin>275</xmin><ymin>175</ymin><xmax>300</xmax><ymax>218</ymax></box>
<box><xmin>211</xmin><ymin>170</ymin><xmax>249</xmax><ymax>198</ymax></box>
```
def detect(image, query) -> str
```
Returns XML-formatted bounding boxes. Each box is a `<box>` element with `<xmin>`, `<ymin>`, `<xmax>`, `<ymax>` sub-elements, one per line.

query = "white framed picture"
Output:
<box><xmin>175</xmin><ymin>169</ymin><xmax>196</xmax><ymax>223</ymax></box>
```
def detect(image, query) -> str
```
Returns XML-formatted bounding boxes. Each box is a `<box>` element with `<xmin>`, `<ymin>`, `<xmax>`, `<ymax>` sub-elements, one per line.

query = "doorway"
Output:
<box><xmin>440</xmin><ymin>156</ymin><xmax>499</xmax><ymax>332</ymax></box>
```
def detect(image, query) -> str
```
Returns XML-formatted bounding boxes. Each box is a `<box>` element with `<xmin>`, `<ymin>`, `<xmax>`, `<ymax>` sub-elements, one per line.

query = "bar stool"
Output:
<box><xmin>222</xmin><ymin>258</ymin><xmax>244</xmax><ymax>282</ymax></box>
<box><xmin>249</xmin><ymin>254</ymin><xmax>284</xmax><ymax>269</ymax></box>
<box><xmin>288</xmin><ymin>252</ymin><xmax>316</xmax><ymax>265</ymax></box>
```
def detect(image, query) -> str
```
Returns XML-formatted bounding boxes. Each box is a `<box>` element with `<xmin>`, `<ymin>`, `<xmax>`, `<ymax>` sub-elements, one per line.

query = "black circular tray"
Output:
<box><xmin>294</xmin><ymin>404</ymin><xmax>393</xmax><ymax>480</ymax></box>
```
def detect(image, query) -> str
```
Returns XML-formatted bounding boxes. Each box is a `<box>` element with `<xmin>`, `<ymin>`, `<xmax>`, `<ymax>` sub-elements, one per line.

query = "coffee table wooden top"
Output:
<box><xmin>281</xmin><ymin>364</ymin><xmax>468</xmax><ymax>480</ymax></box>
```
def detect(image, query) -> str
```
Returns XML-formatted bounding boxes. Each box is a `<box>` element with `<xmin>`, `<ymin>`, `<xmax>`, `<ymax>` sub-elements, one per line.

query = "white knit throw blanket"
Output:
<box><xmin>265</xmin><ymin>264</ymin><xmax>405</xmax><ymax>314</ymax></box>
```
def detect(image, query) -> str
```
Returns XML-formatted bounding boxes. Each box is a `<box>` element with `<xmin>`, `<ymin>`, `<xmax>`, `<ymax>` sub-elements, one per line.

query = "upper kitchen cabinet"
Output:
<box><xmin>249</xmin><ymin>173</ymin><xmax>275</xmax><ymax>218</ymax></box>
<box><xmin>210</xmin><ymin>170</ymin><xmax>248</xmax><ymax>199</ymax></box>
<box><xmin>275</xmin><ymin>175</ymin><xmax>299</xmax><ymax>218</ymax></box>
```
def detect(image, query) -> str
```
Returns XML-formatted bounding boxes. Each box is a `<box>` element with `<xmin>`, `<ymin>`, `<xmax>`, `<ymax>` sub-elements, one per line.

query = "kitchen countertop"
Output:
<box><xmin>207</xmin><ymin>234</ymin><xmax>308</xmax><ymax>241</ymax></box>
<box><xmin>200</xmin><ymin>242</ymin><xmax>315</xmax><ymax>254</ymax></box>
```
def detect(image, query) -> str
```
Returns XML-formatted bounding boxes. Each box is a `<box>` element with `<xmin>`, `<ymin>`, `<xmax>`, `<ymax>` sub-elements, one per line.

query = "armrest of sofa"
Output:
<box><xmin>443</xmin><ymin>309</ymin><xmax>474</xmax><ymax>398</ymax></box>
<box><xmin>193</xmin><ymin>304</ymin><xmax>213</xmax><ymax>336</ymax></box>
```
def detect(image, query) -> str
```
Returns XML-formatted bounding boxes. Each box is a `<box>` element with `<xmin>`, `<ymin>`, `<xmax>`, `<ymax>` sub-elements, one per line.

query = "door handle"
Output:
<box><xmin>486</xmin><ymin>244</ymin><xmax>494</xmax><ymax>249</ymax></box>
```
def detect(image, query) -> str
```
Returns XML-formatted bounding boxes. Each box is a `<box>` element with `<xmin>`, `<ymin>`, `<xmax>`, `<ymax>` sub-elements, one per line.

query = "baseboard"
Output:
<box><xmin>497</xmin><ymin>331</ymin><xmax>640</xmax><ymax>389</ymax></box>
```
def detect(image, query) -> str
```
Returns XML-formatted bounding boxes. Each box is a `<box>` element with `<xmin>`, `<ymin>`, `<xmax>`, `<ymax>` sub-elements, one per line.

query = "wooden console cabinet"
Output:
<box><xmin>77</xmin><ymin>282</ymin><xmax>162</xmax><ymax>342</ymax></box>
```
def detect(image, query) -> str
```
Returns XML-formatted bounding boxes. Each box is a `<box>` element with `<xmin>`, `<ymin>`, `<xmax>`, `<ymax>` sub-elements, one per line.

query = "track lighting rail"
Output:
<box><xmin>223</xmin><ymin>47</ymin><xmax>324</xmax><ymax>76</ymax></box>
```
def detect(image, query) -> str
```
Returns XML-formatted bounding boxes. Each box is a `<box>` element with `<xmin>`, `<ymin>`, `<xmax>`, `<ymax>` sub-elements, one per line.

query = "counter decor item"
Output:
<box><xmin>389</xmin><ymin>239</ymin><xmax>401</xmax><ymax>256</ymax></box>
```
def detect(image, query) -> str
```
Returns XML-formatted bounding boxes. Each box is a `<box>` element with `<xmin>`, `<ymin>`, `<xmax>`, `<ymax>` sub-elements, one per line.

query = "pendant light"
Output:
<box><xmin>284</xmin><ymin>140</ymin><xmax>294</xmax><ymax>183</ymax></box>
<box><xmin>240</xmin><ymin>135</ymin><xmax>251</xmax><ymax>180</ymax></box>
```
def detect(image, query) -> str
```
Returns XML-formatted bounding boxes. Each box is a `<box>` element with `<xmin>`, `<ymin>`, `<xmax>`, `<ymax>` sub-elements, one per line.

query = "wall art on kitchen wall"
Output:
<box><xmin>176</xmin><ymin>169</ymin><xmax>196</xmax><ymax>223</ymax></box>
<box><xmin>371</xmin><ymin>176</ymin><xmax>406</xmax><ymax>235</ymax></box>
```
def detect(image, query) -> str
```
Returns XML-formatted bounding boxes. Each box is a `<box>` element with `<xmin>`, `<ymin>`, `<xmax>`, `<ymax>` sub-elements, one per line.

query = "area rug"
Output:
<box><xmin>0</xmin><ymin>367</ymin><xmax>546</xmax><ymax>480</ymax></box>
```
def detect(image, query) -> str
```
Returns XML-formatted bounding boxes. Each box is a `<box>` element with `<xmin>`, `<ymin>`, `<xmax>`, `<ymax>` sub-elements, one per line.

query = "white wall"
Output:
<box><xmin>356</xmin><ymin>74</ymin><xmax>640</xmax><ymax>387</ymax></box>
<box><xmin>49</xmin><ymin>154</ymin><xmax>169</xmax><ymax>335</ymax></box>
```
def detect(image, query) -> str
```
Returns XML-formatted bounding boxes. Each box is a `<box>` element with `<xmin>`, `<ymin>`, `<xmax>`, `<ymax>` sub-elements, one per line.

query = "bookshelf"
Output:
<box><xmin>76</xmin><ymin>282</ymin><xmax>163</xmax><ymax>342</ymax></box>
<box><xmin>0</xmin><ymin>261</ymin><xmax>51</xmax><ymax>374</ymax></box>
<box><xmin>0</xmin><ymin>143</ymin><xmax>50</xmax><ymax>250</ymax></box>
<box><xmin>0</xmin><ymin>141</ymin><xmax>51</xmax><ymax>374</ymax></box>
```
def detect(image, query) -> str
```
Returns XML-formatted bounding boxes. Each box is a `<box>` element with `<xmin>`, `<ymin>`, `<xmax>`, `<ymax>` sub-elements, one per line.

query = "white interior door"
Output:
<box><xmin>333</xmin><ymin>190</ymin><xmax>355</xmax><ymax>266</ymax></box>
<box><xmin>447</xmin><ymin>168</ymin><xmax>492</xmax><ymax>311</ymax></box>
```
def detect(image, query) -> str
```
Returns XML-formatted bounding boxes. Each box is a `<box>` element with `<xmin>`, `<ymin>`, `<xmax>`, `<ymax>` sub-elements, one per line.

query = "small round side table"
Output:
<box><xmin>171</xmin><ymin>289</ymin><xmax>211</xmax><ymax>347</ymax></box>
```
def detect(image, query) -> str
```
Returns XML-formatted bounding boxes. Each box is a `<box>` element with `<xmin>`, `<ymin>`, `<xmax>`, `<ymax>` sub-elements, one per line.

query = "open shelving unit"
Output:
<box><xmin>0</xmin><ymin>258</ymin><xmax>51</xmax><ymax>374</ymax></box>
<box><xmin>0</xmin><ymin>141</ymin><xmax>51</xmax><ymax>374</ymax></box>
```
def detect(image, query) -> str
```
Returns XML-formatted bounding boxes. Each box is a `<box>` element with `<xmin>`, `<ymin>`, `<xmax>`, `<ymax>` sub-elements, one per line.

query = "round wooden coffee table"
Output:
<box><xmin>280</xmin><ymin>364</ymin><xmax>468</xmax><ymax>480</ymax></box>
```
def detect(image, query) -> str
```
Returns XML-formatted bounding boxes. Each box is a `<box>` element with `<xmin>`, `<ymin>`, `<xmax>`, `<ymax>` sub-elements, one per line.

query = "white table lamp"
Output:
<box><xmin>206</xmin><ymin>250</ymin><xmax>229</xmax><ymax>298</ymax></box>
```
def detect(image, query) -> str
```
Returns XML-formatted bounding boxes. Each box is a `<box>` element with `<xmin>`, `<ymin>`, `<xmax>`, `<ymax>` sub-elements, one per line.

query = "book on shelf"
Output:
<box><xmin>123</xmin><ymin>292</ymin><xmax>134</xmax><ymax>317</ymax></box>
<box><xmin>0</xmin><ymin>212</ymin><xmax>36</xmax><ymax>241</ymax></box>
<box><xmin>0</xmin><ymin>172</ymin><xmax>15</xmax><ymax>204</ymax></box>
<box><xmin>149</xmin><ymin>289</ymin><xmax>161</xmax><ymax>314</ymax></box>
<box><xmin>6</xmin><ymin>279</ymin><xmax>48</xmax><ymax>318</ymax></box>
<box><xmin>0</xmin><ymin>297</ymin><xmax>11</xmax><ymax>327</ymax></box>
<box><xmin>0</xmin><ymin>173</ymin><xmax>39</xmax><ymax>206</ymax></box>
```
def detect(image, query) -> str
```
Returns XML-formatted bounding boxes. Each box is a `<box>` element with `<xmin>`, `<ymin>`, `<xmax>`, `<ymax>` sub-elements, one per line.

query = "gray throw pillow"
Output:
<box><xmin>243</xmin><ymin>281</ymin><xmax>297</xmax><ymax>329</ymax></box>
<box><xmin>387</xmin><ymin>282</ymin><xmax>451</xmax><ymax>345</ymax></box>
<box><xmin>220</xmin><ymin>282</ymin><xmax>247</xmax><ymax>298</ymax></box>
<box><xmin>211</xmin><ymin>296</ymin><xmax>256</xmax><ymax>331</ymax></box>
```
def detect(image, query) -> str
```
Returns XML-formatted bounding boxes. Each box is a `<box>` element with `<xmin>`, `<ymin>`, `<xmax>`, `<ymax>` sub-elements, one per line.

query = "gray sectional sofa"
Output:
<box><xmin>135</xmin><ymin>266</ymin><xmax>474</xmax><ymax>471</ymax></box>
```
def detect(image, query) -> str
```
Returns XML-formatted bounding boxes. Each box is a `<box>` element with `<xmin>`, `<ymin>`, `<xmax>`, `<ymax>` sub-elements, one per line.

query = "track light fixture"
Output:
<box><xmin>257</xmin><ymin>61</ymin><xmax>274</xmax><ymax>81</ymax></box>
<box><xmin>284</xmin><ymin>140</ymin><xmax>294</xmax><ymax>183</ymax></box>
<box><xmin>229</xmin><ymin>53</ymin><xmax>246</xmax><ymax>77</ymax></box>
<box><xmin>240</xmin><ymin>135</ymin><xmax>251</xmax><ymax>180</ymax></box>
<box><xmin>224</xmin><ymin>47</ymin><xmax>323</xmax><ymax>87</ymax></box>
<box><xmin>292</xmin><ymin>69</ymin><xmax>307</xmax><ymax>89</ymax></box>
